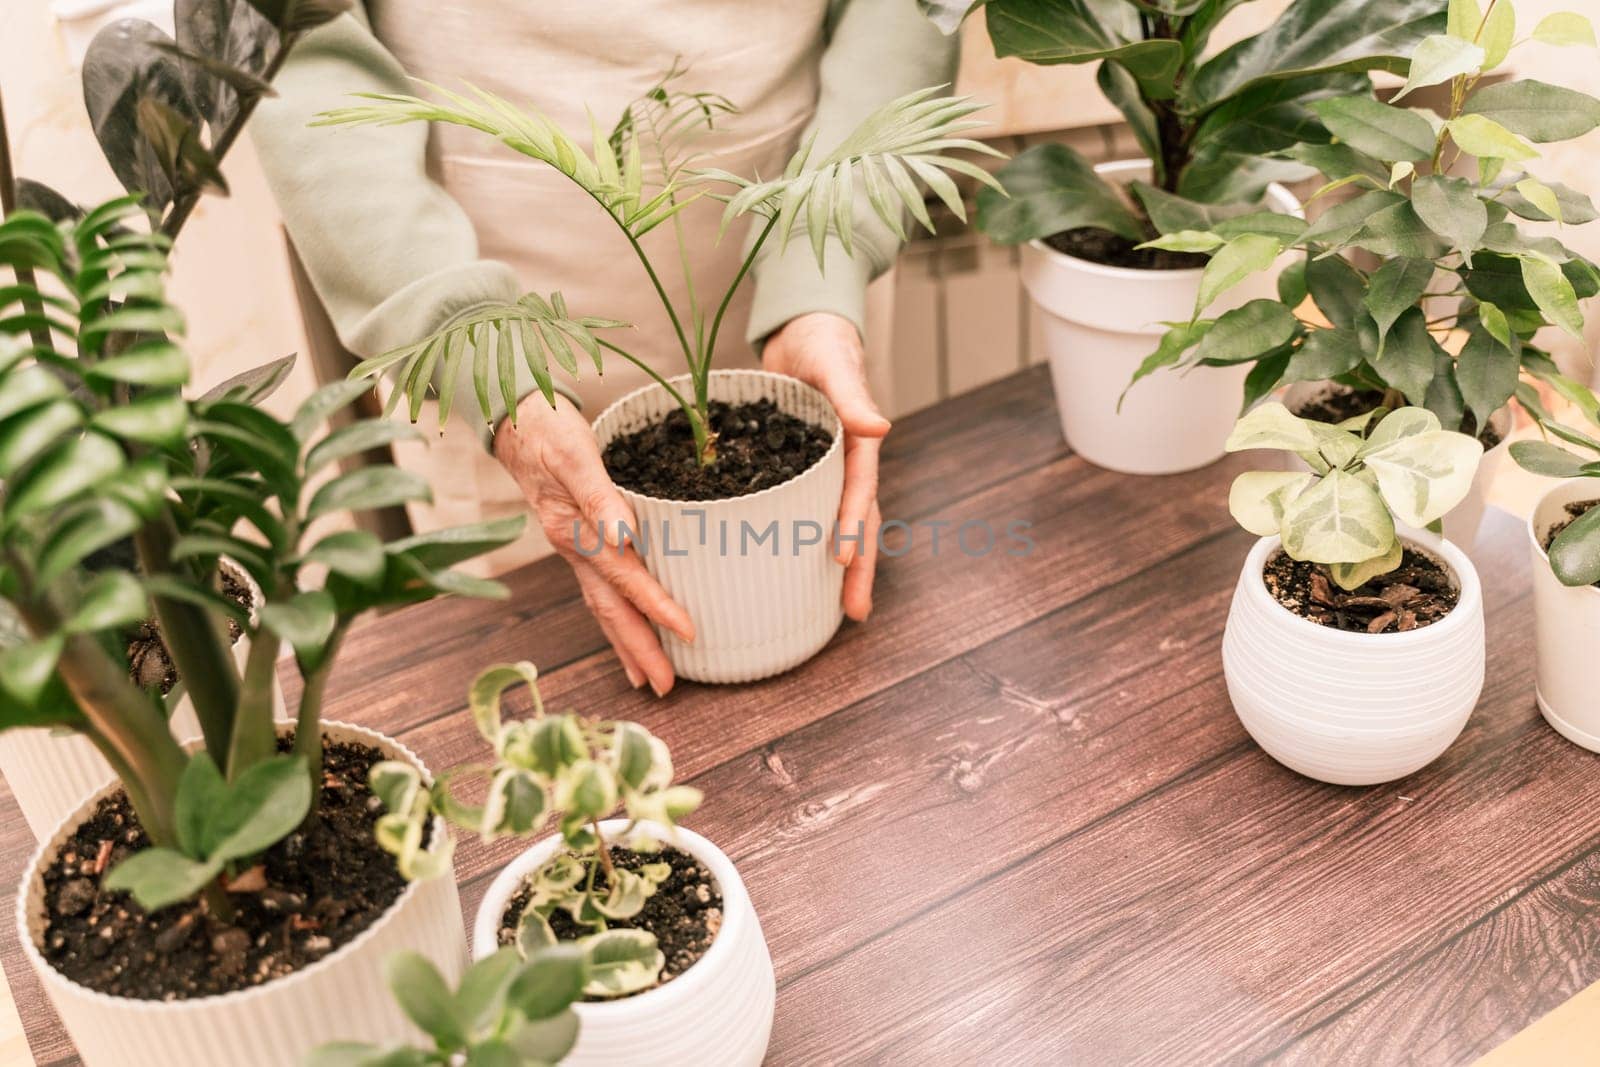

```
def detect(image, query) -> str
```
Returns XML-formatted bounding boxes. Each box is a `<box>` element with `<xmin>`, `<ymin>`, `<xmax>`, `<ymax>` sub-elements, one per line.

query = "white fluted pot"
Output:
<box><xmin>592</xmin><ymin>370</ymin><xmax>845</xmax><ymax>683</ymax></box>
<box><xmin>473</xmin><ymin>819</ymin><xmax>774</xmax><ymax>1067</ymax></box>
<box><xmin>16</xmin><ymin>721</ymin><xmax>465</xmax><ymax>1067</ymax></box>
<box><xmin>0</xmin><ymin>563</ymin><xmax>284</xmax><ymax>841</ymax></box>
<box><xmin>1222</xmin><ymin>531</ymin><xmax>1485</xmax><ymax>785</ymax></box>
<box><xmin>1529</xmin><ymin>479</ymin><xmax>1600</xmax><ymax>750</ymax></box>
<box><xmin>1021</xmin><ymin>160</ymin><xmax>1301</xmax><ymax>475</ymax></box>
<box><xmin>1281</xmin><ymin>382</ymin><xmax>1512</xmax><ymax>548</ymax></box>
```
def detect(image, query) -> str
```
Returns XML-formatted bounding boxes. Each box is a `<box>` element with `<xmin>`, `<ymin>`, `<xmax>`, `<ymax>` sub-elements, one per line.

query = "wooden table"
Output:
<box><xmin>5</xmin><ymin>365</ymin><xmax>1599</xmax><ymax>1065</ymax></box>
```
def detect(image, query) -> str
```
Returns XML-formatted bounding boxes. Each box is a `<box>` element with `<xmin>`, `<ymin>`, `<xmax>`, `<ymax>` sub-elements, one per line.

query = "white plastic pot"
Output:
<box><xmin>1281</xmin><ymin>382</ymin><xmax>1512</xmax><ymax>548</ymax></box>
<box><xmin>0</xmin><ymin>563</ymin><xmax>284</xmax><ymax>841</ymax></box>
<box><xmin>16</xmin><ymin>721</ymin><xmax>465</xmax><ymax>1067</ymax></box>
<box><xmin>1222</xmin><ymin>531</ymin><xmax>1485</xmax><ymax>785</ymax></box>
<box><xmin>1529</xmin><ymin>479</ymin><xmax>1600</xmax><ymax>750</ymax></box>
<box><xmin>473</xmin><ymin>819</ymin><xmax>774</xmax><ymax>1067</ymax></box>
<box><xmin>591</xmin><ymin>369</ymin><xmax>845</xmax><ymax>683</ymax></box>
<box><xmin>1020</xmin><ymin>159</ymin><xmax>1302</xmax><ymax>475</ymax></box>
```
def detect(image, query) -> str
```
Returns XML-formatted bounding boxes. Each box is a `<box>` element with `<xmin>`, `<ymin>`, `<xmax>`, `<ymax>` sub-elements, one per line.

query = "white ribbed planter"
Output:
<box><xmin>1281</xmin><ymin>382</ymin><xmax>1512</xmax><ymax>548</ymax></box>
<box><xmin>592</xmin><ymin>370</ymin><xmax>845</xmax><ymax>683</ymax></box>
<box><xmin>0</xmin><ymin>562</ymin><xmax>283</xmax><ymax>841</ymax></box>
<box><xmin>1021</xmin><ymin>160</ymin><xmax>1301</xmax><ymax>475</ymax></box>
<box><xmin>1222</xmin><ymin>531</ymin><xmax>1485</xmax><ymax>785</ymax></box>
<box><xmin>472</xmin><ymin>819</ymin><xmax>774</xmax><ymax>1067</ymax></box>
<box><xmin>1529</xmin><ymin>480</ymin><xmax>1600</xmax><ymax>750</ymax></box>
<box><xmin>16</xmin><ymin>721</ymin><xmax>465</xmax><ymax>1067</ymax></box>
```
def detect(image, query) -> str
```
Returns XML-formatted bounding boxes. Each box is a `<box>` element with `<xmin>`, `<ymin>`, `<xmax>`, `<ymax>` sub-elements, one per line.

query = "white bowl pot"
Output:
<box><xmin>473</xmin><ymin>819</ymin><xmax>774</xmax><ymax>1067</ymax></box>
<box><xmin>0</xmin><ymin>563</ymin><xmax>284</xmax><ymax>841</ymax></box>
<box><xmin>1529</xmin><ymin>479</ymin><xmax>1600</xmax><ymax>750</ymax></box>
<box><xmin>16</xmin><ymin>721</ymin><xmax>465</xmax><ymax>1067</ymax></box>
<box><xmin>592</xmin><ymin>370</ymin><xmax>845</xmax><ymax>683</ymax></box>
<box><xmin>1222</xmin><ymin>532</ymin><xmax>1485</xmax><ymax>786</ymax></box>
<box><xmin>1021</xmin><ymin>160</ymin><xmax>1302</xmax><ymax>476</ymax></box>
<box><xmin>1280</xmin><ymin>383</ymin><xmax>1513</xmax><ymax>548</ymax></box>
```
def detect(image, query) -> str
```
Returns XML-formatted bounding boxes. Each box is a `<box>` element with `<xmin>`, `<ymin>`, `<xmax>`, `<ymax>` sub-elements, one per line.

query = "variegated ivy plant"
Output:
<box><xmin>316</xmin><ymin>70</ymin><xmax>1003</xmax><ymax>467</ymax></box>
<box><xmin>1227</xmin><ymin>402</ymin><xmax>1483</xmax><ymax>590</ymax></box>
<box><xmin>1134</xmin><ymin>0</ymin><xmax>1600</xmax><ymax>448</ymax></box>
<box><xmin>370</xmin><ymin>662</ymin><xmax>700</xmax><ymax>999</ymax></box>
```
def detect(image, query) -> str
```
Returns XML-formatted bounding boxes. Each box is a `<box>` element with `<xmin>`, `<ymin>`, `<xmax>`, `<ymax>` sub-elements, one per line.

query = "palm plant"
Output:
<box><xmin>920</xmin><ymin>0</ymin><xmax>1443</xmax><ymax>247</ymax></box>
<box><xmin>316</xmin><ymin>73</ymin><xmax>1004</xmax><ymax>466</ymax></box>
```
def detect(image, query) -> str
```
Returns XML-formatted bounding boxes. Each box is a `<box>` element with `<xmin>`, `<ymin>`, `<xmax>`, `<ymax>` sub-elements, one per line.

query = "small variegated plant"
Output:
<box><xmin>308</xmin><ymin>946</ymin><xmax>586</xmax><ymax>1067</ymax></box>
<box><xmin>315</xmin><ymin>70</ymin><xmax>1003</xmax><ymax>467</ymax></box>
<box><xmin>370</xmin><ymin>663</ymin><xmax>701</xmax><ymax>998</ymax></box>
<box><xmin>1227</xmin><ymin>402</ymin><xmax>1483</xmax><ymax>590</ymax></box>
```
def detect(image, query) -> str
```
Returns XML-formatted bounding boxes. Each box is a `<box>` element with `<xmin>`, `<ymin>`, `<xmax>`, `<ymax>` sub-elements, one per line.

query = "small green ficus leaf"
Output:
<box><xmin>1194</xmin><ymin>234</ymin><xmax>1281</xmax><ymax>317</ymax></box>
<box><xmin>1531</xmin><ymin>11</ymin><xmax>1597</xmax><ymax>48</ymax></box>
<box><xmin>1521</xmin><ymin>255</ymin><xmax>1584</xmax><ymax>338</ymax></box>
<box><xmin>1395</xmin><ymin>34</ymin><xmax>1483</xmax><ymax>101</ymax></box>
<box><xmin>1511</xmin><ymin>440</ymin><xmax>1591</xmax><ymax>478</ymax></box>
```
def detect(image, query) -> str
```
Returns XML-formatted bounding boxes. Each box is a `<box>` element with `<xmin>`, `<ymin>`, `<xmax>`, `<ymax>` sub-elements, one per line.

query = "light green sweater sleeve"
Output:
<box><xmin>249</xmin><ymin>8</ymin><xmax>544</xmax><ymax>443</ymax></box>
<box><xmin>744</xmin><ymin>0</ymin><xmax>961</xmax><ymax>347</ymax></box>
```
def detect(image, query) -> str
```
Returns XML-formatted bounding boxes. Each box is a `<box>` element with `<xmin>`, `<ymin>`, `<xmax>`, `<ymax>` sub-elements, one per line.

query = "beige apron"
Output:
<box><xmin>368</xmin><ymin>0</ymin><xmax>830</xmax><ymax>574</ymax></box>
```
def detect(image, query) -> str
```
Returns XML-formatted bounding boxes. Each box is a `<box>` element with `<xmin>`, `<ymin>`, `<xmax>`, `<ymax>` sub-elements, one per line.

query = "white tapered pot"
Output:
<box><xmin>473</xmin><ymin>819</ymin><xmax>774</xmax><ymax>1067</ymax></box>
<box><xmin>16</xmin><ymin>721</ymin><xmax>465</xmax><ymax>1067</ymax></box>
<box><xmin>0</xmin><ymin>563</ymin><xmax>284</xmax><ymax>841</ymax></box>
<box><xmin>592</xmin><ymin>370</ymin><xmax>845</xmax><ymax>683</ymax></box>
<box><xmin>1280</xmin><ymin>382</ymin><xmax>1513</xmax><ymax>548</ymax></box>
<box><xmin>1021</xmin><ymin>160</ymin><xmax>1301</xmax><ymax>475</ymax></box>
<box><xmin>1529</xmin><ymin>480</ymin><xmax>1600</xmax><ymax>750</ymax></box>
<box><xmin>1222</xmin><ymin>531</ymin><xmax>1485</xmax><ymax>785</ymax></box>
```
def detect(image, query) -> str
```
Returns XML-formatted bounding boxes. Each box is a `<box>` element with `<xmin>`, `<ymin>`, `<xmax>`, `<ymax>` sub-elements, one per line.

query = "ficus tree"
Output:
<box><xmin>308</xmin><ymin>946</ymin><xmax>588</xmax><ymax>1067</ymax></box>
<box><xmin>371</xmin><ymin>663</ymin><xmax>701</xmax><ymax>998</ymax></box>
<box><xmin>1226</xmin><ymin>402</ymin><xmax>1483</xmax><ymax>589</ymax></box>
<box><xmin>919</xmin><ymin>0</ymin><xmax>1443</xmax><ymax>246</ymax></box>
<box><xmin>316</xmin><ymin>72</ymin><xmax>1005</xmax><ymax>466</ymax></box>
<box><xmin>1133</xmin><ymin>0</ymin><xmax>1600</xmax><ymax>445</ymax></box>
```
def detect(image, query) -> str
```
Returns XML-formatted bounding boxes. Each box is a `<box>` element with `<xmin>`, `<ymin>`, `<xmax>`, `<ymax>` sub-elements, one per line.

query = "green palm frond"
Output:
<box><xmin>610</xmin><ymin>59</ymin><xmax>738</xmax><ymax>187</ymax></box>
<box><xmin>348</xmin><ymin>291</ymin><xmax>627</xmax><ymax>428</ymax></box>
<box><xmin>315</xmin><ymin>83</ymin><xmax>699</xmax><ymax>240</ymax></box>
<box><xmin>703</xmin><ymin>86</ymin><xmax>1007</xmax><ymax>266</ymax></box>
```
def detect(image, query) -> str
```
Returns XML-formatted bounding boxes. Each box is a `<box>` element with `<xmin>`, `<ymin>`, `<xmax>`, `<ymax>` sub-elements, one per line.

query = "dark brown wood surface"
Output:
<box><xmin>5</xmin><ymin>365</ymin><xmax>1598</xmax><ymax>1066</ymax></box>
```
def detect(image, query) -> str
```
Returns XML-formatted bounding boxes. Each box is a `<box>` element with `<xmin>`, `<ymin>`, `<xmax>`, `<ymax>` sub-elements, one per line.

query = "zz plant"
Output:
<box><xmin>921</xmin><ymin>0</ymin><xmax>1442</xmax><ymax>247</ymax></box>
<box><xmin>0</xmin><ymin>200</ymin><xmax>524</xmax><ymax>916</ymax></box>
<box><xmin>1137</xmin><ymin>0</ymin><xmax>1600</xmax><ymax>439</ymax></box>
<box><xmin>1226</xmin><ymin>402</ymin><xmax>1483</xmax><ymax>590</ymax></box>
<box><xmin>315</xmin><ymin>73</ymin><xmax>1003</xmax><ymax>466</ymax></box>
<box><xmin>371</xmin><ymin>663</ymin><xmax>700</xmax><ymax>998</ymax></box>
<box><xmin>309</xmin><ymin>947</ymin><xmax>587</xmax><ymax>1067</ymax></box>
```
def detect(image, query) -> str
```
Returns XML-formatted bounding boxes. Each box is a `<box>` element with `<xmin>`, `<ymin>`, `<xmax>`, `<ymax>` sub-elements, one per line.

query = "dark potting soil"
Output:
<box><xmin>1263</xmin><ymin>548</ymin><xmax>1459</xmax><ymax>633</ymax></box>
<box><xmin>602</xmin><ymin>398</ymin><xmax>832</xmax><ymax>501</ymax></box>
<box><xmin>1044</xmin><ymin>226</ymin><xmax>1208</xmax><ymax>271</ymax></box>
<box><xmin>39</xmin><ymin>738</ymin><xmax>415</xmax><ymax>1000</ymax></box>
<box><xmin>127</xmin><ymin>568</ymin><xmax>252</xmax><ymax>696</ymax></box>
<box><xmin>1545</xmin><ymin>499</ymin><xmax>1600</xmax><ymax>587</ymax></box>
<box><xmin>496</xmin><ymin>845</ymin><xmax>721</xmax><ymax>1000</ymax></box>
<box><xmin>1293</xmin><ymin>386</ymin><xmax>1503</xmax><ymax>449</ymax></box>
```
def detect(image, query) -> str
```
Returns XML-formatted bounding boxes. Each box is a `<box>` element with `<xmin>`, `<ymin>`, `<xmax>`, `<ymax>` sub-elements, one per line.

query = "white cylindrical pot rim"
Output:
<box><xmin>1024</xmin><ymin>159</ymin><xmax>1304</xmax><ymax>284</ymax></box>
<box><xmin>591</xmin><ymin>369</ymin><xmax>843</xmax><ymax>509</ymax></box>
<box><xmin>16</xmin><ymin>719</ymin><xmax>448</xmax><ymax>1014</ymax></box>
<box><xmin>1239</xmin><ymin>531</ymin><xmax>1482</xmax><ymax>646</ymax></box>
<box><xmin>473</xmin><ymin>818</ymin><xmax>747</xmax><ymax>1015</ymax></box>
<box><xmin>1527</xmin><ymin>478</ymin><xmax>1600</xmax><ymax>601</ymax></box>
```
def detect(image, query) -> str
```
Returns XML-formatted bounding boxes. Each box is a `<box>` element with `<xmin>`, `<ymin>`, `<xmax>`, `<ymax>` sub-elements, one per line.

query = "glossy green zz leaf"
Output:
<box><xmin>1549</xmin><ymin>503</ymin><xmax>1600</xmax><ymax>587</ymax></box>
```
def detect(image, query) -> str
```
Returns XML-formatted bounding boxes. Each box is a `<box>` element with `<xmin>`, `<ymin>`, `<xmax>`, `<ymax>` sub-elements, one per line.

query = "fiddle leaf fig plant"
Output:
<box><xmin>1138</xmin><ymin>0</ymin><xmax>1600</xmax><ymax>433</ymax></box>
<box><xmin>316</xmin><ymin>72</ymin><xmax>1003</xmax><ymax>466</ymax></box>
<box><xmin>1227</xmin><ymin>402</ymin><xmax>1483</xmax><ymax>589</ymax></box>
<box><xmin>370</xmin><ymin>662</ymin><xmax>700</xmax><ymax>998</ymax></box>
<box><xmin>307</xmin><ymin>946</ymin><xmax>586</xmax><ymax>1067</ymax></box>
<box><xmin>923</xmin><ymin>0</ymin><xmax>1443</xmax><ymax>246</ymax></box>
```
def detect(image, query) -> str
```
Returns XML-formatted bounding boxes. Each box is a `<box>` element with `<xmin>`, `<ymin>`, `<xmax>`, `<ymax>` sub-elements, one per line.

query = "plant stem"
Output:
<box><xmin>704</xmin><ymin>213</ymin><xmax>779</xmax><ymax>383</ymax></box>
<box><xmin>134</xmin><ymin>517</ymin><xmax>242</xmax><ymax>761</ymax></box>
<box><xmin>0</xmin><ymin>86</ymin><xmax>56</xmax><ymax>353</ymax></box>
<box><xmin>595</xmin><ymin>337</ymin><xmax>710</xmax><ymax>456</ymax></box>
<box><xmin>590</xmin><ymin>818</ymin><xmax>616</xmax><ymax>881</ymax></box>
<box><xmin>226</xmin><ymin>625</ymin><xmax>281</xmax><ymax>780</ymax></box>
<box><xmin>293</xmin><ymin>629</ymin><xmax>343</xmax><ymax>811</ymax></box>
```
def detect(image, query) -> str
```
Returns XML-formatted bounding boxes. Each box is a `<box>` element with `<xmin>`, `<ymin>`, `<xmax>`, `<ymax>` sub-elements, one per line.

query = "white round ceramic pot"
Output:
<box><xmin>473</xmin><ymin>819</ymin><xmax>774</xmax><ymax>1067</ymax></box>
<box><xmin>1280</xmin><ymin>382</ymin><xmax>1512</xmax><ymax>548</ymax></box>
<box><xmin>1020</xmin><ymin>159</ymin><xmax>1302</xmax><ymax>476</ymax></box>
<box><xmin>1222</xmin><ymin>530</ymin><xmax>1485</xmax><ymax>786</ymax></box>
<box><xmin>16</xmin><ymin>721</ymin><xmax>465</xmax><ymax>1067</ymax></box>
<box><xmin>1528</xmin><ymin>479</ymin><xmax>1600</xmax><ymax>750</ymax></box>
<box><xmin>0</xmin><ymin>562</ymin><xmax>284</xmax><ymax>841</ymax></box>
<box><xmin>591</xmin><ymin>369</ymin><xmax>845</xmax><ymax>683</ymax></box>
